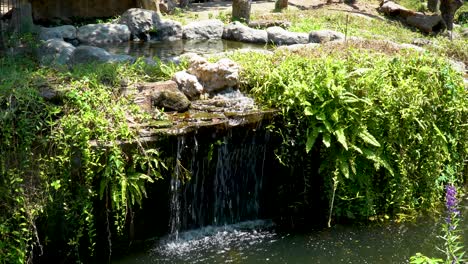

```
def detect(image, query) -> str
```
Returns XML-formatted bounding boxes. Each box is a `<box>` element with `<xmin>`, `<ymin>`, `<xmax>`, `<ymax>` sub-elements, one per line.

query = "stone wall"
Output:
<box><xmin>31</xmin><ymin>0</ymin><xmax>137</xmax><ymax>20</ymax></box>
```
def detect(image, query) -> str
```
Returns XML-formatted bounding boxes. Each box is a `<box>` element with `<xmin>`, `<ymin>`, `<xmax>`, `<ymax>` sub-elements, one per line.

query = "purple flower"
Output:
<box><xmin>445</xmin><ymin>184</ymin><xmax>460</xmax><ymax>226</ymax></box>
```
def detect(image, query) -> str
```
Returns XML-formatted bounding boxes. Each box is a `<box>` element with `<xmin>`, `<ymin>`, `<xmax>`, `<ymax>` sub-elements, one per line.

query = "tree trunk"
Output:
<box><xmin>427</xmin><ymin>0</ymin><xmax>440</xmax><ymax>12</ymax></box>
<box><xmin>275</xmin><ymin>0</ymin><xmax>288</xmax><ymax>11</ymax></box>
<box><xmin>440</xmin><ymin>0</ymin><xmax>463</xmax><ymax>30</ymax></box>
<box><xmin>139</xmin><ymin>0</ymin><xmax>161</xmax><ymax>13</ymax></box>
<box><xmin>180</xmin><ymin>0</ymin><xmax>190</xmax><ymax>8</ymax></box>
<box><xmin>232</xmin><ymin>0</ymin><xmax>251</xmax><ymax>23</ymax></box>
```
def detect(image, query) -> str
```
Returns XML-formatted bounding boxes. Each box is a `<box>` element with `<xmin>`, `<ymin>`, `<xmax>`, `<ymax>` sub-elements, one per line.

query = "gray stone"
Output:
<box><xmin>108</xmin><ymin>54</ymin><xmax>136</xmax><ymax>64</ymax></box>
<box><xmin>39</xmin><ymin>25</ymin><xmax>77</xmax><ymax>41</ymax></box>
<box><xmin>448</xmin><ymin>59</ymin><xmax>466</xmax><ymax>75</ymax></box>
<box><xmin>172</xmin><ymin>71</ymin><xmax>204</xmax><ymax>99</ymax></box>
<box><xmin>405</xmin><ymin>14</ymin><xmax>444</xmax><ymax>34</ymax></box>
<box><xmin>152</xmin><ymin>19</ymin><xmax>183</xmax><ymax>41</ymax></box>
<box><xmin>117</xmin><ymin>8</ymin><xmax>161</xmax><ymax>41</ymax></box>
<box><xmin>139</xmin><ymin>81</ymin><xmax>191</xmax><ymax>112</ymax></box>
<box><xmin>309</xmin><ymin>30</ymin><xmax>345</xmax><ymax>43</ymax></box>
<box><xmin>38</xmin><ymin>38</ymin><xmax>76</xmax><ymax>66</ymax></box>
<box><xmin>183</xmin><ymin>19</ymin><xmax>225</xmax><ymax>40</ymax></box>
<box><xmin>248</xmin><ymin>20</ymin><xmax>291</xmax><ymax>29</ymax></box>
<box><xmin>188</xmin><ymin>57</ymin><xmax>240</xmax><ymax>93</ymax></box>
<box><xmin>70</xmin><ymin>45</ymin><xmax>112</xmax><ymax>64</ymax></box>
<box><xmin>223</xmin><ymin>21</ymin><xmax>268</xmax><ymax>43</ymax></box>
<box><xmin>77</xmin><ymin>24</ymin><xmax>131</xmax><ymax>44</ymax></box>
<box><xmin>266</xmin><ymin>26</ymin><xmax>309</xmax><ymax>45</ymax></box>
<box><xmin>462</xmin><ymin>28</ymin><xmax>468</xmax><ymax>38</ymax></box>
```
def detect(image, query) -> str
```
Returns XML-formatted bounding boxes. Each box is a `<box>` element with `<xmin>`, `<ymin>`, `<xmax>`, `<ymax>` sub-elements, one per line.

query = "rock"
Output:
<box><xmin>248</xmin><ymin>20</ymin><xmax>291</xmax><ymax>29</ymax></box>
<box><xmin>152</xmin><ymin>19</ymin><xmax>183</xmax><ymax>41</ymax></box>
<box><xmin>38</xmin><ymin>25</ymin><xmax>77</xmax><ymax>41</ymax></box>
<box><xmin>70</xmin><ymin>45</ymin><xmax>112</xmax><ymax>64</ymax></box>
<box><xmin>448</xmin><ymin>59</ymin><xmax>466</xmax><ymax>75</ymax></box>
<box><xmin>378</xmin><ymin>0</ymin><xmax>445</xmax><ymax>33</ymax></box>
<box><xmin>183</xmin><ymin>19</ymin><xmax>225</xmax><ymax>40</ymax></box>
<box><xmin>188</xmin><ymin>57</ymin><xmax>240</xmax><ymax>93</ymax></box>
<box><xmin>266</xmin><ymin>26</ymin><xmax>309</xmax><ymax>45</ymax></box>
<box><xmin>412</xmin><ymin>38</ymin><xmax>433</xmax><ymax>46</ymax></box>
<box><xmin>108</xmin><ymin>54</ymin><xmax>136</xmax><ymax>64</ymax></box>
<box><xmin>309</xmin><ymin>30</ymin><xmax>345</xmax><ymax>43</ymax></box>
<box><xmin>223</xmin><ymin>22</ymin><xmax>268</xmax><ymax>43</ymax></box>
<box><xmin>77</xmin><ymin>24</ymin><xmax>130</xmax><ymax>44</ymax></box>
<box><xmin>139</xmin><ymin>81</ymin><xmax>191</xmax><ymax>112</ymax></box>
<box><xmin>405</xmin><ymin>14</ymin><xmax>444</xmax><ymax>34</ymax></box>
<box><xmin>399</xmin><ymin>43</ymin><xmax>426</xmax><ymax>52</ymax></box>
<box><xmin>117</xmin><ymin>8</ymin><xmax>161</xmax><ymax>41</ymax></box>
<box><xmin>38</xmin><ymin>38</ymin><xmax>76</xmax><ymax>66</ymax></box>
<box><xmin>462</xmin><ymin>28</ymin><xmax>468</xmax><ymax>38</ymax></box>
<box><xmin>173</xmin><ymin>71</ymin><xmax>204</xmax><ymax>99</ymax></box>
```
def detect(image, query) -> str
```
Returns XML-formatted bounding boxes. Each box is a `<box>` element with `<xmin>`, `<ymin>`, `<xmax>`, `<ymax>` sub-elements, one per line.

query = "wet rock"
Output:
<box><xmin>117</xmin><ymin>8</ymin><xmax>161</xmax><ymax>41</ymax></box>
<box><xmin>309</xmin><ymin>30</ymin><xmax>345</xmax><ymax>43</ymax></box>
<box><xmin>77</xmin><ymin>24</ymin><xmax>131</xmax><ymax>44</ymax></box>
<box><xmin>139</xmin><ymin>81</ymin><xmax>191</xmax><ymax>112</ymax></box>
<box><xmin>223</xmin><ymin>21</ymin><xmax>268</xmax><ymax>44</ymax></box>
<box><xmin>266</xmin><ymin>26</ymin><xmax>308</xmax><ymax>45</ymax></box>
<box><xmin>152</xmin><ymin>19</ymin><xmax>183</xmax><ymax>41</ymax></box>
<box><xmin>38</xmin><ymin>38</ymin><xmax>75</xmax><ymax>66</ymax></box>
<box><xmin>183</xmin><ymin>19</ymin><xmax>224</xmax><ymax>40</ymax></box>
<box><xmin>38</xmin><ymin>25</ymin><xmax>77</xmax><ymax>41</ymax></box>
<box><xmin>172</xmin><ymin>71</ymin><xmax>204</xmax><ymax>99</ymax></box>
<box><xmin>188</xmin><ymin>57</ymin><xmax>240</xmax><ymax>93</ymax></box>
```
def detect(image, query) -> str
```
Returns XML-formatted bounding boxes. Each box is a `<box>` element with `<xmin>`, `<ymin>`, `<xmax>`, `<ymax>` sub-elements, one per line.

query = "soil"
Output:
<box><xmin>184</xmin><ymin>0</ymin><xmax>382</xmax><ymax>20</ymax></box>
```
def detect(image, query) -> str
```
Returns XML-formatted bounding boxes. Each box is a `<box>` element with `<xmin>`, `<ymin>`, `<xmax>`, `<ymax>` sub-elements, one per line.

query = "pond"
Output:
<box><xmin>96</xmin><ymin>39</ymin><xmax>269</xmax><ymax>62</ymax></box>
<box><xmin>114</xmin><ymin>198</ymin><xmax>467</xmax><ymax>264</ymax></box>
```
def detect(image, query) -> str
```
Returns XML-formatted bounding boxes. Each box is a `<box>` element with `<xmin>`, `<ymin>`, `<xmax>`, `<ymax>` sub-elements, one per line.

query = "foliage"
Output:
<box><xmin>0</xmin><ymin>56</ymin><xmax>176</xmax><ymax>263</ymax></box>
<box><xmin>231</xmin><ymin>48</ymin><xmax>468</xmax><ymax>222</ymax></box>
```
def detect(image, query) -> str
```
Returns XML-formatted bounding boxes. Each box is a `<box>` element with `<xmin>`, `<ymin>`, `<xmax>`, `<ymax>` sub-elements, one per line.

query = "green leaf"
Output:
<box><xmin>338</xmin><ymin>156</ymin><xmax>350</xmax><ymax>179</ymax></box>
<box><xmin>335</xmin><ymin>128</ymin><xmax>348</xmax><ymax>150</ymax></box>
<box><xmin>306</xmin><ymin>128</ymin><xmax>320</xmax><ymax>153</ymax></box>
<box><xmin>358</xmin><ymin>128</ymin><xmax>381</xmax><ymax>147</ymax></box>
<box><xmin>323</xmin><ymin>133</ymin><xmax>331</xmax><ymax>148</ymax></box>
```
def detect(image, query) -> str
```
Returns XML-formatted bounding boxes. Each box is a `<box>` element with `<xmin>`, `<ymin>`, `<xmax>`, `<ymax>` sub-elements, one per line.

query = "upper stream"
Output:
<box><xmin>97</xmin><ymin>39</ymin><xmax>268</xmax><ymax>61</ymax></box>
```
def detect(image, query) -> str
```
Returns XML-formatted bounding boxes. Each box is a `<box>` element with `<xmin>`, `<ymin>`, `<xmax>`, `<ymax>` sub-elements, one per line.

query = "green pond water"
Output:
<box><xmin>114</xmin><ymin>198</ymin><xmax>467</xmax><ymax>264</ymax></box>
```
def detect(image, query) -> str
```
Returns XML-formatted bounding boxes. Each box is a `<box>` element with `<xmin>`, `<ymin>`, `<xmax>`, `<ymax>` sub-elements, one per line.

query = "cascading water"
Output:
<box><xmin>168</xmin><ymin>128</ymin><xmax>271</xmax><ymax>236</ymax></box>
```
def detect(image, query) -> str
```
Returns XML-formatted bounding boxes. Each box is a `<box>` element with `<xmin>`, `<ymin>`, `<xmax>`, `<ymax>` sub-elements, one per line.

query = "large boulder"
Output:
<box><xmin>266</xmin><ymin>26</ymin><xmax>308</xmax><ymax>45</ymax></box>
<box><xmin>38</xmin><ymin>38</ymin><xmax>76</xmax><ymax>66</ymax></box>
<box><xmin>70</xmin><ymin>45</ymin><xmax>135</xmax><ymax>64</ymax></box>
<box><xmin>187</xmin><ymin>55</ymin><xmax>240</xmax><ymax>93</ymax></box>
<box><xmin>152</xmin><ymin>19</ymin><xmax>183</xmax><ymax>41</ymax></box>
<box><xmin>183</xmin><ymin>19</ymin><xmax>225</xmax><ymax>40</ymax></box>
<box><xmin>222</xmin><ymin>21</ymin><xmax>268</xmax><ymax>43</ymax></box>
<box><xmin>77</xmin><ymin>24</ymin><xmax>131</xmax><ymax>44</ymax></box>
<box><xmin>309</xmin><ymin>30</ymin><xmax>345</xmax><ymax>43</ymax></box>
<box><xmin>117</xmin><ymin>8</ymin><xmax>161</xmax><ymax>41</ymax></box>
<box><xmin>38</xmin><ymin>25</ymin><xmax>77</xmax><ymax>41</ymax></box>
<box><xmin>172</xmin><ymin>71</ymin><xmax>204</xmax><ymax>99</ymax></box>
<box><xmin>138</xmin><ymin>81</ymin><xmax>191</xmax><ymax>112</ymax></box>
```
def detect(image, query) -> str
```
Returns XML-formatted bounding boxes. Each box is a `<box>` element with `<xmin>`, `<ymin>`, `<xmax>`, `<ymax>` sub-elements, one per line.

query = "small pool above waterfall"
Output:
<box><xmin>95</xmin><ymin>39</ymin><xmax>270</xmax><ymax>62</ymax></box>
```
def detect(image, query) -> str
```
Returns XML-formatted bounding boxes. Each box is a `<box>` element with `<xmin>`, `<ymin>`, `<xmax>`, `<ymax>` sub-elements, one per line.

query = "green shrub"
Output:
<box><xmin>232</xmin><ymin>49</ymin><xmax>468</xmax><ymax>222</ymax></box>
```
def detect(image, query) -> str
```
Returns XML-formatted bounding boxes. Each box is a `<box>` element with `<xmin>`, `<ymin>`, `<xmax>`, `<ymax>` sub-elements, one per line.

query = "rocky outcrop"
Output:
<box><xmin>309</xmin><ymin>30</ymin><xmax>345</xmax><ymax>43</ymax></box>
<box><xmin>117</xmin><ymin>8</ymin><xmax>161</xmax><ymax>41</ymax></box>
<box><xmin>223</xmin><ymin>22</ymin><xmax>268</xmax><ymax>43</ymax></box>
<box><xmin>183</xmin><ymin>19</ymin><xmax>225</xmax><ymax>40</ymax></box>
<box><xmin>70</xmin><ymin>45</ymin><xmax>135</xmax><ymax>65</ymax></box>
<box><xmin>266</xmin><ymin>26</ymin><xmax>309</xmax><ymax>45</ymax></box>
<box><xmin>77</xmin><ymin>24</ymin><xmax>131</xmax><ymax>44</ymax></box>
<box><xmin>138</xmin><ymin>81</ymin><xmax>191</xmax><ymax>112</ymax></box>
<box><xmin>248</xmin><ymin>20</ymin><xmax>291</xmax><ymax>29</ymax></box>
<box><xmin>172</xmin><ymin>71</ymin><xmax>204</xmax><ymax>99</ymax></box>
<box><xmin>187</xmin><ymin>55</ymin><xmax>240</xmax><ymax>93</ymax></box>
<box><xmin>38</xmin><ymin>25</ymin><xmax>77</xmax><ymax>41</ymax></box>
<box><xmin>38</xmin><ymin>38</ymin><xmax>76</xmax><ymax>66</ymax></box>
